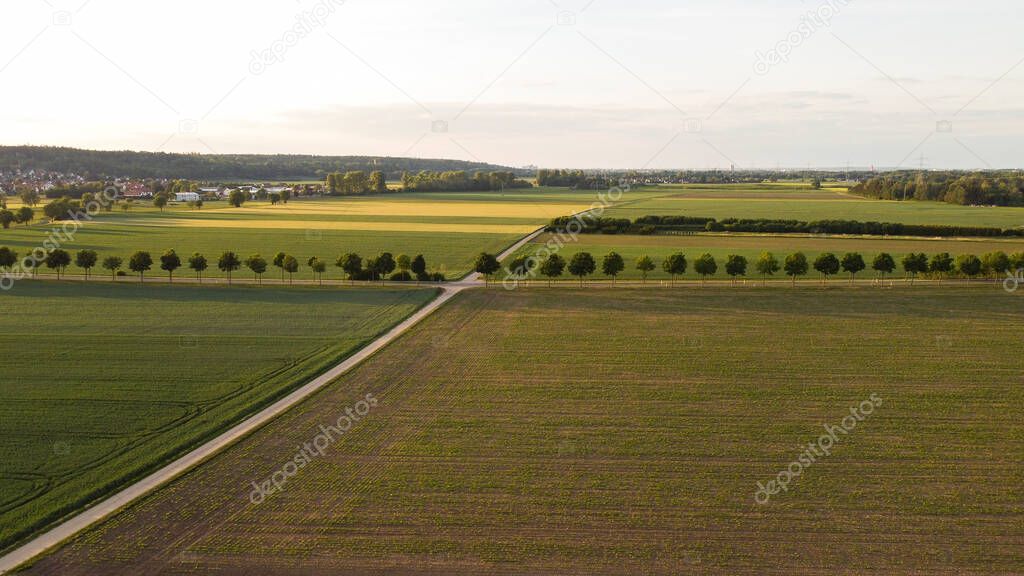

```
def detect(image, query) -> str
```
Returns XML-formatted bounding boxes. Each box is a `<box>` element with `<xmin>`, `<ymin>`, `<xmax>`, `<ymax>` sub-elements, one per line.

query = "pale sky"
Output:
<box><xmin>1</xmin><ymin>0</ymin><xmax>1022</xmax><ymax>169</ymax></box>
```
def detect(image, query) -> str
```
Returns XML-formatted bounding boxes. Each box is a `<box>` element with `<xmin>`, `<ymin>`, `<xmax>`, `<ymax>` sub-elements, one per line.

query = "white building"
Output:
<box><xmin>174</xmin><ymin>192</ymin><xmax>201</xmax><ymax>202</ymax></box>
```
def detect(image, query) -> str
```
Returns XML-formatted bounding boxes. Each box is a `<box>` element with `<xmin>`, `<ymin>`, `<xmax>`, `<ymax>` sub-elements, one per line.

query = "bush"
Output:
<box><xmin>389</xmin><ymin>271</ymin><xmax>412</xmax><ymax>282</ymax></box>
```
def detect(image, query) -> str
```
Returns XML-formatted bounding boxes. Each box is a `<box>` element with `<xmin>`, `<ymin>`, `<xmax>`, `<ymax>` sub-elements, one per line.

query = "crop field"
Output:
<box><xmin>0</xmin><ymin>281</ymin><xmax>437</xmax><ymax>552</ymax></box>
<box><xmin>21</xmin><ymin>288</ymin><xmax>1024</xmax><ymax>574</ymax></box>
<box><xmin>508</xmin><ymin>232</ymin><xmax>1024</xmax><ymax>281</ymax></box>
<box><xmin>0</xmin><ymin>189</ymin><xmax>608</xmax><ymax>280</ymax></box>
<box><xmin>605</xmin><ymin>184</ymin><xmax>1024</xmax><ymax>229</ymax></box>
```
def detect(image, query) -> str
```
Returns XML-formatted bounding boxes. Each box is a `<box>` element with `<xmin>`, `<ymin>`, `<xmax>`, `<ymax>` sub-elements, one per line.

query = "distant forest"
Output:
<box><xmin>850</xmin><ymin>171</ymin><xmax>1024</xmax><ymax>206</ymax></box>
<box><xmin>0</xmin><ymin>146</ymin><xmax>524</xmax><ymax>181</ymax></box>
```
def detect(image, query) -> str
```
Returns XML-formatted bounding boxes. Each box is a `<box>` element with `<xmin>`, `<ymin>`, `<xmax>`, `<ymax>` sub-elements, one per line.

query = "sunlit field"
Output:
<box><xmin>0</xmin><ymin>281</ymin><xmax>436</xmax><ymax>551</ymax></box>
<box><xmin>604</xmin><ymin>184</ymin><xmax>1024</xmax><ymax>229</ymax></box>
<box><xmin>0</xmin><ymin>189</ymin><xmax>600</xmax><ymax>280</ymax></box>
<box><xmin>22</xmin><ymin>288</ymin><xmax>1024</xmax><ymax>574</ymax></box>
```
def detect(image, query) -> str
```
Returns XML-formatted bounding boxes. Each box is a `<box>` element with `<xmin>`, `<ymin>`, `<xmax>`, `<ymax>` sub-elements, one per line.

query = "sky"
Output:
<box><xmin>1</xmin><ymin>0</ymin><xmax>1023</xmax><ymax>170</ymax></box>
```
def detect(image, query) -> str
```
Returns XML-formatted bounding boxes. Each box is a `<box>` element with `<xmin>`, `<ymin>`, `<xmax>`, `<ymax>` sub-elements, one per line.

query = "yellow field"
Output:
<box><xmin>108</xmin><ymin>218</ymin><xmax>538</xmax><ymax>234</ymax></box>
<box><xmin>227</xmin><ymin>199</ymin><xmax>586</xmax><ymax>219</ymax></box>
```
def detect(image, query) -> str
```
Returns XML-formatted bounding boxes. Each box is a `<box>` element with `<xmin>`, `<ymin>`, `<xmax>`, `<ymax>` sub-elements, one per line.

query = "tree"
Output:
<box><xmin>929</xmin><ymin>252</ymin><xmax>954</xmax><ymax>281</ymax></box>
<box><xmin>153</xmin><ymin>193</ymin><xmax>168</xmax><ymax>212</ymax></box>
<box><xmin>397</xmin><ymin>254</ymin><xmax>411</xmax><ymax>276</ymax></box>
<box><xmin>269</xmin><ymin>193</ymin><xmax>281</xmax><ymax>205</ymax></box>
<box><xmin>602</xmin><ymin>252</ymin><xmax>625</xmax><ymax>283</ymax></box>
<box><xmin>568</xmin><ymin>252</ymin><xmax>596</xmax><ymax>286</ymax></box>
<box><xmin>783</xmin><ymin>252</ymin><xmax>808</xmax><ymax>286</ymax></box>
<box><xmin>23</xmin><ymin>257</ymin><xmax>39</xmax><ymax>277</ymax></box>
<box><xmin>635</xmin><ymin>255</ymin><xmax>656</xmax><ymax>283</ymax></box>
<box><xmin>310</xmin><ymin>257</ymin><xmax>326</xmax><ymax>285</ymax></box>
<box><xmin>16</xmin><ymin>207</ymin><xmax>33</xmax><ymax>226</ymax></box>
<box><xmin>337</xmin><ymin>252</ymin><xmax>363</xmax><ymax>282</ymax></box>
<box><xmin>102</xmin><ymin>255</ymin><xmax>123</xmax><ymax>280</ymax></box>
<box><xmin>195</xmin><ymin>199</ymin><xmax>204</xmax><ymax>210</ymax></box>
<box><xmin>507</xmin><ymin>255</ymin><xmax>532</xmax><ymax>280</ymax></box>
<box><xmin>0</xmin><ymin>210</ymin><xmax>14</xmax><ymax>229</ymax></box>
<box><xmin>755</xmin><ymin>252</ymin><xmax>780</xmax><ymax>285</ymax></box>
<box><xmin>813</xmin><ymin>253</ymin><xmax>840</xmax><ymax>284</ymax></box>
<box><xmin>539</xmin><ymin>254</ymin><xmax>566</xmax><ymax>286</ymax></box>
<box><xmin>725</xmin><ymin>254</ymin><xmax>748</xmax><ymax>283</ymax></box>
<box><xmin>474</xmin><ymin>252</ymin><xmax>501</xmax><ymax>284</ymax></box>
<box><xmin>189</xmin><ymin>253</ymin><xmax>208</xmax><ymax>282</ymax></box>
<box><xmin>280</xmin><ymin>190</ymin><xmax>291</xmax><ymax>203</ymax></box>
<box><xmin>282</xmin><ymin>255</ymin><xmax>299</xmax><ymax>283</ymax></box>
<box><xmin>840</xmin><ymin>252</ymin><xmax>866</xmax><ymax>284</ymax></box>
<box><xmin>246</xmin><ymin>254</ymin><xmax>268</xmax><ymax>284</ymax></box>
<box><xmin>981</xmin><ymin>251</ymin><xmax>1011</xmax><ymax>279</ymax></box>
<box><xmin>128</xmin><ymin>251</ymin><xmax>153</xmax><ymax>282</ymax></box>
<box><xmin>872</xmin><ymin>253</ymin><xmax>896</xmax><ymax>281</ymax></box>
<box><xmin>228</xmin><ymin>189</ymin><xmax>246</xmax><ymax>208</ymax></box>
<box><xmin>75</xmin><ymin>249</ymin><xmax>98</xmax><ymax>279</ymax></box>
<box><xmin>956</xmin><ymin>254</ymin><xmax>983</xmax><ymax>281</ymax></box>
<box><xmin>411</xmin><ymin>254</ymin><xmax>427</xmax><ymax>283</ymax></box>
<box><xmin>160</xmin><ymin>249</ymin><xmax>181</xmax><ymax>282</ymax></box>
<box><xmin>273</xmin><ymin>251</ymin><xmax>287</xmax><ymax>281</ymax></box>
<box><xmin>1010</xmin><ymin>252</ymin><xmax>1024</xmax><ymax>273</ymax></box>
<box><xmin>45</xmin><ymin>249</ymin><xmax>71</xmax><ymax>279</ymax></box>
<box><xmin>902</xmin><ymin>252</ymin><xmax>928</xmax><ymax>285</ymax></box>
<box><xmin>694</xmin><ymin>253</ymin><xmax>717</xmax><ymax>283</ymax></box>
<box><xmin>370</xmin><ymin>171</ymin><xmax>387</xmax><ymax>193</ymax></box>
<box><xmin>218</xmin><ymin>251</ymin><xmax>241</xmax><ymax>284</ymax></box>
<box><xmin>0</xmin><ymin>247</ymin><xmax>17</xmax><ymax>271</ymax></box>
<box><xmin>662</xmin><ymin>252</ymin><xmax>687</xmax><ymax>284</ymax></box>
<box><xmin>374</xmin><ymin>252</ymin><xmax>396</xmax><ymax>282</ymax></box>
<box><xmin>19</xmin><ymin>189</ymin><xmax>40</xmax><ymax>206</ymax></box>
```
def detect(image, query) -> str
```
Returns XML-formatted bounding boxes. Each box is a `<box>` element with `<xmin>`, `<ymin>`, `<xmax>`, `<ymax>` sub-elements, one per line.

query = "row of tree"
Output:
<box><xmin>486</xmin><ymin>249</ymin><xmax>1024</xmax><ymax>285</ymax></box>
<box><xmin>325</xmin><ymin>171</ymin><xmax>388</xmax><ymax>195</ymax></box>
<box><xmin>850</xmin><ymin>172</ymin><xmax>1024</xmax><ymax>206</ymax></box>
<box><xmin>536</xmin><ymin>169</ymin><xmax>616</xmax><ymax>189</ymax></box>
<box><xmin>400</xmin><ymin>170</ymin><xmax>530</xmax><ymax>192</ymax></box>
<box><xmin>549</xmin><ymin>215</ymin><xmax>1024</xmax><ymax>238</ymax></box>
<box><xmin>0</xmin><ymin>247</ymin><xmax>446</xmax><ymax>284</ymax></box>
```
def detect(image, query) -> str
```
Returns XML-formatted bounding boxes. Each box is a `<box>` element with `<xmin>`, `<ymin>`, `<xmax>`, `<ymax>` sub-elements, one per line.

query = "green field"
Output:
<box><xmin>0</xmin><ymin>188</ymin><xmax>615</xmax><ymax>281</ymax></box>
<box><xmin>508</xmin><ymin>232</ymin><xmax>1024</xmax><ymax>281</ymax></box>
<box><xmin>0</xmin><ymin>281</ymin><xmax>437</xmax><ymax>551</ymax></box>
<box><xmin>604</xmin><ymin>184</ymin><xmax>1024</xmax><ymax>229</ymax></box>
<box><xmin>21</xmin><ymin>288</ymin><xmax>1024</xmax><ymax>574</ymax></box>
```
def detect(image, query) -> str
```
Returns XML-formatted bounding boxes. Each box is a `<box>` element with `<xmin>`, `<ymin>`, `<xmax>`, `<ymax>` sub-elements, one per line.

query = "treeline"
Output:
<box><xmin>498</xmin><ymin>249</ymin><xmax>1024</xmax><ymax>286</ymax></box>
<box><xmin>325</xmin><ymin>171</ymin><xmax>388</xmax><ymax>195</ymax></box>
<box><xmin>548</xmin><ymin>215</ymin><xmax>1024</xmax><ymax>238</ymax></box>
<box><xmin>536</xmin><ymin>169</ymin><xmax>617</xmax><ymax>189</ymax></box>
<box><xmin>400</xmin><ymin>170</ymin><xmax>531</xmax><ymax>192</ymax></box>
<box><xmin>850</xmin><ymin>172</ymin><xmax>1024</xmax><ymax>206</ymax></box>
<box><xmin>0</xmin><ymin>246</ymin><xmax>447</xmax><ymax>284</ymax></box>
<box><xmin>0</xmin><ymin>146</ymin><xmax>523</xmax><ymax>180</ymax></box>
